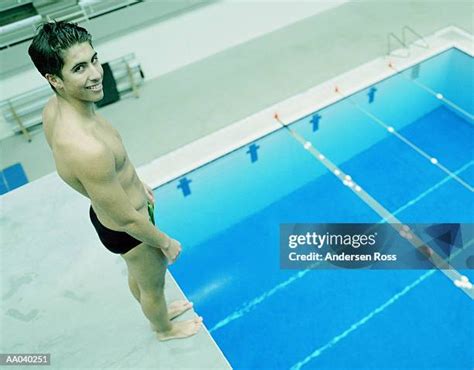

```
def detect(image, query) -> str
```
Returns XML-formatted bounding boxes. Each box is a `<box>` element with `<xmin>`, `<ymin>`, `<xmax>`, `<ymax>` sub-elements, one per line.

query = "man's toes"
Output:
<box><xmin>177</xmin><ymin>300</ymin><xmax>193</xmax><ymax>311</ymax></box>
<box><xmin>176</xmin><ymin>300</ymin><xmax>192</xmax><ymax>308</ymax></box>
<box><xmin>193</xmin><ymin>318</ymin><xmax>202</xmax><ymax>331</ymax></box>
<box><xmin>170</xmin><ymin>300</ymin><xmax>188</xmax><ymax>309</ymax></box>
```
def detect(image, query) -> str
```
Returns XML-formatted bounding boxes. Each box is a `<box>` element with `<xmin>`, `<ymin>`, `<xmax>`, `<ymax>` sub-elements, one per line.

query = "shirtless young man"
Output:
<box><xmin>28</xmin><ymin>21</ymin><xmax>202</xmax><ymax>340</ymax></box>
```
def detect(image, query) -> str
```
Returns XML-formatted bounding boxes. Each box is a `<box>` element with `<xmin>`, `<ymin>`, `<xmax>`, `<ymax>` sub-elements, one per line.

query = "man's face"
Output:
<box><xmin>54</xmin><ymin>42</ymin><xmax>104</xmax><ymax>102</ymax></box>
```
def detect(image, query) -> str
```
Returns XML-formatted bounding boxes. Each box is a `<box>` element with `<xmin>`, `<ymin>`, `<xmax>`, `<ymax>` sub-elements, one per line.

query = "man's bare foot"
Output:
<box><xmin>149</xmin><ymin>300</ymin><xmax>194</xmax><ymax>332</ymax></box>
<box><xmin>168</xmin><ymin>300</ymin><xmax>193</xmax><ymax>320</ymax></box>
<box><xmin>156</xmin><ymin>317</ymin><xmax>203</xmax><ymax>341</ymax></box>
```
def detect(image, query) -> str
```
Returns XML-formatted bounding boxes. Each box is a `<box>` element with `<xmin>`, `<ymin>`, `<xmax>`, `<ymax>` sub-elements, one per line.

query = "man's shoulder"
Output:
<box><xmin>43</xmin><ymin>100</ymin><xmax>101</xmax><ymax>151</ymax></box>
<box><xmin>56</xmin><ymin>137</ymin><xmax>112</xmax><ymax>184</ymax></box>
<box><xmin>51</xmin><ymin>120</ymin><xmax>108</xmax><ymax>170</ymax></box>
<box><xmin>57</xmin><ymin>133</ymin><xmax>107</xmax><ymax>162</ymax></box>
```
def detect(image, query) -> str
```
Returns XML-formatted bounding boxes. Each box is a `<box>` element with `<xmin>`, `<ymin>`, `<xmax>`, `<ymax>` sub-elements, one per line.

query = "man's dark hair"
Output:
<box><xmin>28</xmin><ymin>21</ymin><xmax>93</xmax><ymax>92</ymax></box>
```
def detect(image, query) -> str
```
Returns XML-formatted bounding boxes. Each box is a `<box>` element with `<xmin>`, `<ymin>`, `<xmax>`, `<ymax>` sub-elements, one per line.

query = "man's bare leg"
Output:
<box><xmin>121</xmin><ymin>243</ymin><xmax>202</xmax><ymax>340</ymax></box>
<box><xmin>128</xmin><ymin>273</ymin><xmax>141</xmax><ymax>303</ymax></box>
<box><xmin>128</xmin><ymin>274</ymin><xmax>194</xmax><ymax>320</ymax></box>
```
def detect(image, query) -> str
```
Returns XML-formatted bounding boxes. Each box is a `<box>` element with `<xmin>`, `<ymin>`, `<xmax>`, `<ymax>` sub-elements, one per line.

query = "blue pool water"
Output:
<box><xmin>155</xmin><ymin>48</ymin><xmax>473</xmax><ymax>369</ymax></box>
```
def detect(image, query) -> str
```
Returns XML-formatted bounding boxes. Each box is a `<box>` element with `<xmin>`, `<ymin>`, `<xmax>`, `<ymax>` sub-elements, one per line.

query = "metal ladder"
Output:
<box><xmin>387</xmin><ymin>25</ymin><xmax>429</xmax><ymax>57</ymax></box>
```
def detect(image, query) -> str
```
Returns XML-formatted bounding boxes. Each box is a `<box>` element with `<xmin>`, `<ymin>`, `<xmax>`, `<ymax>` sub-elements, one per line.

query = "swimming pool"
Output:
<box><xmin>154</xmin><ymin>46</ymin><xmax>473</xmax><ymax>369</ymax></box>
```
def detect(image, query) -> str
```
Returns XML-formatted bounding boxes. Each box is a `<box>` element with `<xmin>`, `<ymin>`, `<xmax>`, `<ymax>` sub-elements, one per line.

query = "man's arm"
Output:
<box><xmin>68</xmin><ymin>142</ymin><xmax>172</xmax><ymax>252</ymax></box>
<box><xmin>142</xmin><ymin>181</ymin><xmax>154</xmax><ymax>204</ymax></box>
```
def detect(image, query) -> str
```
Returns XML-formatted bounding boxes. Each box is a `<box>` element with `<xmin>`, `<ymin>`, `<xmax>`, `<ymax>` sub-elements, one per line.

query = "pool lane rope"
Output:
<box><xmin>388</xmin><ymin>61</ymin><xmax>474</xmax><ymax>125</ymax></box>
<box><xmin>333</xmin><ymin>85</ymin><xmax>474</xmax><ymax>193</ymax></box>
<box><xmin>209</xmin><ymin>123</ymin><xmax>474</xmax><ymax>333</ymax></box>
<box><xmin>273</xmin><ymin>112</ymin><xmax>473</xmax><ymax>299</ymax></box>
<box><xmin>209</xmin><ymin>160</ymin><xmax>473</xmax><ymax>333</ymax></box>
<box><xmin>290</xmin><ymin>269</ymin><xmax>437</xmax><ymax>370</ymax></box>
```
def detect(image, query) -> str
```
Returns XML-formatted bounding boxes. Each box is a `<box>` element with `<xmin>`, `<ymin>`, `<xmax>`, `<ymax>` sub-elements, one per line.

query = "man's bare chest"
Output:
<box><xmin>96</xmin><ymin>123</ymin><xmax>127</xmax><ymax>171</ymax></box>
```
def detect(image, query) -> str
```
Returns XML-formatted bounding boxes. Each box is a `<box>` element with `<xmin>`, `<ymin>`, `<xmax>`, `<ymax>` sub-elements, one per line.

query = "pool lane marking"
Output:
<box><xmin>334</xmin><ymin>87</ymin><xmax>474</xmax><ymax>193</ymax></box>
<box><xmin>380</xmin><ymin>160</ymin><xmax>474</xmax><ymax>222</ymax></box>
<box><xmin>289</xmin><ymin>238</ymin><xmax>474</xmax><ymax>370</ymax></box>
<box><xmin>388</xmin><ymin>61</ymin><xmax>474</xmax><ymax>124</ymax></box>
<box><xmin>208</xmin><ymin>159</ymin><xmax>474</xmax><ymax>333</ymax></box>
<box><xmin>290</xmin><ymin>270</ymin><xmax>436</xmax><ymax>370</ymax></box>
<box><xmin>274</xmin><ymin>113</ymin><xmax>473</xmax><ymax>299</ymax></box>
<box><xmin>209</xmin><ymin>269</ymin><xmax>311</xmax><ymax>333</ymax></box>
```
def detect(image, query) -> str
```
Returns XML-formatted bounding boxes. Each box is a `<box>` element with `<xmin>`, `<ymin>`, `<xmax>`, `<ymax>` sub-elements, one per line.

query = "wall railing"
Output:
<box><xmin>387</xmin><ymin>25</ymin><xmax>429</xmax><ymax>58</ymax></box>
<box><xmin>0</xmin><ymin>0</ymin><xmax>142</xmax><ymax>49</ymax></box>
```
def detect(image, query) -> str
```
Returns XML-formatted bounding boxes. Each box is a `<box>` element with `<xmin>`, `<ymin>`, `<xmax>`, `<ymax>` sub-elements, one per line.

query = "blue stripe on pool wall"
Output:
<box><xmin>177</xmin><ymin>177</ymin><xmax>192</xmax><ymax>197</ymax></box>
<box><xmin>367</xmin><ymin>86</ymin><xmax>377</xmax><ymax>103</ymax></box>
<box><xmin>246</xmin><ymin>143</ymin><xmax>260</xmax><ymax>163</ymax></box>
<box><xmin>309</xmin><ymin>113</ymin><xmax>320</xmax><ymax>132</ymax></box>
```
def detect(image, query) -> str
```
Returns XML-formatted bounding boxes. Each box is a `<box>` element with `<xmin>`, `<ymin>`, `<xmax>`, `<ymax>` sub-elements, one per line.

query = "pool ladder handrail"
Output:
<box><xmin>387</xmin><ymin>25</ymin><xmax>430</xmax><ymax>58</ymax></box>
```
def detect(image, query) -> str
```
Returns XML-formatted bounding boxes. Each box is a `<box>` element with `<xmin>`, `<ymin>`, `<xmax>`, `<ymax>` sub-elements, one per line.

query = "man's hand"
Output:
<box><xmin>162</xmin><ymin>237</ymin><xmax>182</xmax><ymax>264</ymax></box>
<box><xmin>142</xmin><ymin>182</ymin><xmax>154</xmax><ymax>205</ymax></box>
